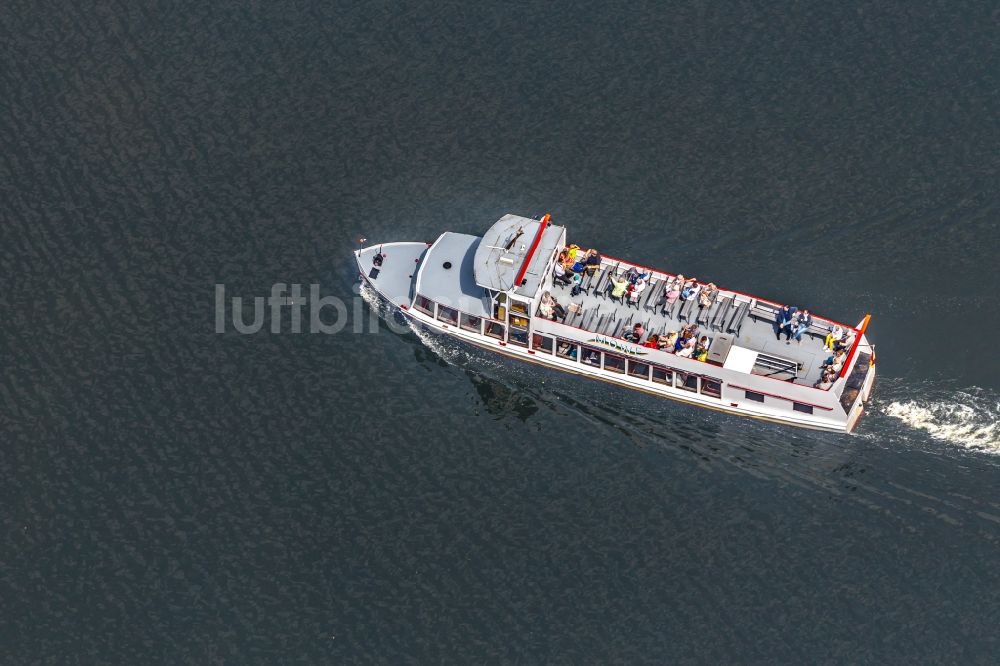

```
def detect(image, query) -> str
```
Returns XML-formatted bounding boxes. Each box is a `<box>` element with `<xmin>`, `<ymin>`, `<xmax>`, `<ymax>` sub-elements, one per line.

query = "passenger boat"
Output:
<box><xmin>355</xmin><ymin>213</ymin><xmax>876</xmax><ymax>433</ymax></box>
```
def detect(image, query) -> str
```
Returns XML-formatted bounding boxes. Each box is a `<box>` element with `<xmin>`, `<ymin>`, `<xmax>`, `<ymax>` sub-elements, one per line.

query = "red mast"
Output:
<box><xmin>512</xmin><ymin>213</ymin><xmax>550</xmax><ymax>289</ymax></box>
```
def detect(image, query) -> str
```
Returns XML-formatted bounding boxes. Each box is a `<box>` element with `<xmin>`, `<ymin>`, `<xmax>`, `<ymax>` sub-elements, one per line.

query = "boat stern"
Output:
<box><xmin>844</xmin><ymin>330</ymin><xmax>877</xmax><ymax>433</ymax></box>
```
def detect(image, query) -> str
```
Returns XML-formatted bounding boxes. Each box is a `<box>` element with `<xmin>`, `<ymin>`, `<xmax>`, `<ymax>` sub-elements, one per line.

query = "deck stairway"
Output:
<box><xmin>751</xmin><ymin>352</ymin><xmax>800</xmax><ymax>379</ymax></box>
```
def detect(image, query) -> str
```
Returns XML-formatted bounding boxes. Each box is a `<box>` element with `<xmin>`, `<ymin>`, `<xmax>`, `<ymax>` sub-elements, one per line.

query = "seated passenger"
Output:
<box><xmin>622</xmin><ymin>323</ymin><xmax>645</xmax><ymax>343</ymax></box>
<box><xmin>791</xmin><ymin>308</ymin><xmax>813</xmax><ymax>345</ymax></box>
<box><xmin>693</xmin><ymin>337</ymin><xmax>709</xmax><ymax>362</ymax></box>
<box><xmin>662</xmin><ymin>275</ymin><xmax>682</xmax><ymax>310</ymax></box>
<box><xmin>824</xmin><ymin>325</ymin><xmax>844</xmax><ymax>351</ymax></box>
<box><xmin>822</xmin><ymin>349</ymin><xmax>847</xmax><ymax>373</ymax></box>
<box><xmin>539</xmin><ymin>291</ymin><xmax>566</xmax><ymax>321</ymax></box>
<box><xmin>675</xmin><ymin>332</ymin><xmax>695</xmax><ymax>354</ymax></box>
<box><xmin>643</xmin><ymin>334</ymin><xmax>660</xmax><ymax>349</ymax></box>
<box><xmin>681</xmin><ymin>278</ymin><xmax>700</xmax><ymax>301</ymax></box>
<box><xmin>557</xmin><ymin>342</ymin><xmax>578</xmax><ymax>359</ymax></box>
<box><xmin>776</xmin><ymin>304</ymin><xmax>797</xmax><ymax>341</ymax></box>
<box><xmin>834</xmin><ymin>331</ymin><xmax>853</xmax><ymax>353</ymax></box>
<box><xmin>814</xmin><ymin>368</ymin><xmax>837</xmax><ymax>389</ymax></box>
<box><xmin>659</xmin><ymin>331</ymin><xmax>678</xmax><ymax>352</ymax></box>
<box><xmin>698</xmin><ymin>283</ymin><xmax>718</xmax><ymax>308</ymax></box>
<box><xmin>606</xmin><ymin>272</ymin><xmax>629</xmax><ymax>302</ymax></box>
<box><xmin>567</xmin><ymin>244</ymin><xmax>581</xmax><ymax>261</ymax></box>
<box><xmin>676</xmin><ymin>342</ymin><xmax>694</xmax><ymax>358</ymax></box>
<box><xmin>628</xmin><ymin>277</ymin><xmax>647</xmax><ymax>305</ymax></box>
<box><xmin>553</xmin><ymin>262</ymin><xmax>573</xmax><ymax>286</ymax></box>
<box><xmin>584</xmin><ymin>249</ymin><xmax>602</xmax><ymax>274</ymax></box>
<box><xmin>683</xmin><ymin>323</ymin><xmax>700</xmax><ymax>339</ymax></box>
<box><xmin>538</xmin><ymin>291</ymin><xmax>556</xmax><ymax>319</ymax></box>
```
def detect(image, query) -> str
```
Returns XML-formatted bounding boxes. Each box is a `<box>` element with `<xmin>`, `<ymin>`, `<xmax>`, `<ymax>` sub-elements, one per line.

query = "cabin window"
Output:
<box><xmin>414</xmin><ymin>295</ymin><xmax>434</xmax><ymax>316</ymax></box>
<box><xmin>510</xmin><ymin>301</ymin><xmax>529</xmax><ymax>315</ymax></box>
<box><xmin>677</xmin><ymin>372</ymin><xmax>698</xmax><ymax>392</ymax></box>
<box><xmin>532</xmin><ymin>333</ymin><xmax>555</xmax><ymax>354</ymax></box>
<box><xmin>628</xmin><ymin>360</ymin><xmax>650</xmax><ymax>380</ymax></box>
<box><xmin>436</xmin><ymin>305</ymin><xmax>458</xmax><ymax>326</ymax></box>
<box><xmin>509</xmin><ymin>329</ymin><xmax>528</xmax><ymax>347</ymax></box>
<box><xmin>701</xmin><ymin>378</ymin><xmax>721</xmax><ymax>398</ymax></box>
<box><xmin>484</xmin><ymin>320</ymin><xmax>505</xmax><ymax>340</ymax></box>
<box><xmin>508</xmin><ymin>314</ymin><xmax>529</xmax><ymax>347</ymax></box>
<box><xmin>744</xmin><ymin>390</ymin><xmax>765</xmax><ymax>403</ymax></box>
<box><xmin>651</xmin><ymin>366</ymin><xmax>672</xmax><ymax>385</ymax></box>
<box><xmin>556</xmin><ymin>338</ymin><xmax>578</xmax><ymax>360</ymax></box>
<box><xmin>493</xmin><ymin>292</ymin><xmax>508</xmax><ymax>319</ymax></box>
<box><xmin>460</xmin><ymin>313</ymin><xmax>482</xmax><ymax>333</ymax></box>
<box><xmin>603</xmin><ymin>353</ymin><xmax>626</xmax><ymax>374</ymax></box>
<box><xmin>793</xmin><ymin>402</ymin><xmax>814</xmax><ymax>414</ymax></box>
<box><xmin>581</xmin><ymin>346</ymin><xmax>602</xmax><ymax>367</ymax></box>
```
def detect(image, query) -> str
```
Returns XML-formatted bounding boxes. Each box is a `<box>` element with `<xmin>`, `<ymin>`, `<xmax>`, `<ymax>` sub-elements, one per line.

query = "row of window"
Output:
<box><xmin>742</xmin><ymin>389</ymin><xmax>815</xmax><ymax>414</ymax></box>
<box><xmin>415</xmin><ymin>295</ymin><xmax>512</xmax><ymax>342</ymax></box>
<box><xmin>415</xmin><ymin>295</ymin><xmax>819</xmax><ymax>412</ymax></box>
<box><xmin>542</xmin><ymin>333</ymin><xmax>722</xmax><ymax>398</ymax></box>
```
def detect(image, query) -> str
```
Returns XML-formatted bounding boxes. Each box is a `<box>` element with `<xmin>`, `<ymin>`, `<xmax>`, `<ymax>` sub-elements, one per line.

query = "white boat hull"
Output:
<box><xmin>363</xmin><ymin>273</ymin><xmax>869</xmax><ymax>434</ymax></box>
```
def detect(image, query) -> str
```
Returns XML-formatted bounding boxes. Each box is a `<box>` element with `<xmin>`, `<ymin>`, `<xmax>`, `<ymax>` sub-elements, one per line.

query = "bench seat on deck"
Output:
<box><xmin>635</xmin><ymin>279</ymin><xmax>659</xmax><ymax>311</ymax></box>
<box><xmin>709</xmin><ymin>296</ymin><xmax>733</xmax><ymax>331</ymax></box>
<box><xmin>602</xmin><ymin>314</ymin><xmax>622</xmax><ymax>336</ymax></box>
<box><xmin>594</xmin><ymin>262</ymin><xmax>620</xmax><ymax>298</ymax></box>
<box><xmin>696</xmin><ymin>298</ymin><xmax>716</xmax><ymax>326</ymax></box>
<box><xmin>749</xmin><ymin>301</ymin><xmax>836</xmax><ymax>339</ymax></box>
<box><xmin>678</xmin><ymin>297</ymin><xmax>697</xmax><ymax>321</ymax></box>
<box><xmin>579</xmin><ymin>266</ymin><xmax>600</xmax><ymax>294</ymax></box>
<box><xmin>565</xmin><ymin>304</ymin><xmax>585</xmax><ymax>328</ymax></box>
<box><xmin>726</xmin><ymin>300</ymin><xmax>750</xmax><ymax>335</ymax></box>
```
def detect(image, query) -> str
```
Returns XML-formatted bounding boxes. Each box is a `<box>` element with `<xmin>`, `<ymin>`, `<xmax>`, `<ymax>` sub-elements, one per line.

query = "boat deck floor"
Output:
<box><xmin>546</xmin><ymin>263</ymin><xmax>836</xmax><ymax>389</ymax></box>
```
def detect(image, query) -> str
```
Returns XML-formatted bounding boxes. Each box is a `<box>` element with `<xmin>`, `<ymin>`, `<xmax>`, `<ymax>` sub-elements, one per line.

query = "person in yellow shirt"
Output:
<box><xmin>606</xmin><ymin>273</ymin><xmax>629</xmax><ymax>302</ymax></box>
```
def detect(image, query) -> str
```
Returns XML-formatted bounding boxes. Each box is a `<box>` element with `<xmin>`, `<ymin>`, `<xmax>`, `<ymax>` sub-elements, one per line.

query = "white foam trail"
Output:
<box><xmin>883</xmin><ymin>391</ymin><xmax>1000</xmax><ymax>454</ymax></box>
<box><xmin>358</xmin><ymin>281</ymin><xmax>489</xmax><ymax>367</ymax></box>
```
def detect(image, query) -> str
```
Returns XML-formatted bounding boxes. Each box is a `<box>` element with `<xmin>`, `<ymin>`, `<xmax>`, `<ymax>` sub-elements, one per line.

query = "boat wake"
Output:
<box><xmin>882</xmin><ymin>387</ymin><xmax>1000</xmax><ymax>455</ymax></box>
<box><xmin>358</xmin><ymin>281</ymin><xmax>507</xmax><ymax>370</ymax></box>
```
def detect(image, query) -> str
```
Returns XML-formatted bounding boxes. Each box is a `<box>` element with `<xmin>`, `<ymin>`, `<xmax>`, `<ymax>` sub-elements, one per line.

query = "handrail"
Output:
<box><xmin>839</xmin><ymin>314</ymin><xmax>871</xmax><ymax>379</ymax></box>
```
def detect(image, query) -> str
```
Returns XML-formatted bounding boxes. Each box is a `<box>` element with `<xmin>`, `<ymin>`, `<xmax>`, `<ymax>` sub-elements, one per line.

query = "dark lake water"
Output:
<box><xmin>3</xmin><ymin>1</ymin><xmax>999</xmax><ymax>663</ymax></box>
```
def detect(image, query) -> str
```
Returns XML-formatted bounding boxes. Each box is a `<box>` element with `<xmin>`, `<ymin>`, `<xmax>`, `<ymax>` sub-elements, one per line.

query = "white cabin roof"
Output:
<box><xmin>473</xmin><ymin>214</ymin><xmax>565</xmax><ymax>298</ymax></box>
<box><xmin>416</xmin><ymin>232</ymin><xmax>492</xmax><ymax>317</ymax></box>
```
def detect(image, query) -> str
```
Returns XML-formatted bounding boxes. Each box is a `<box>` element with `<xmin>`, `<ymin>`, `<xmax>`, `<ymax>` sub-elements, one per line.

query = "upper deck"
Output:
<box><xmin>538</xmin><ymin>254</ymin><xmax>858</xmax><ymax>392</ymax></box>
